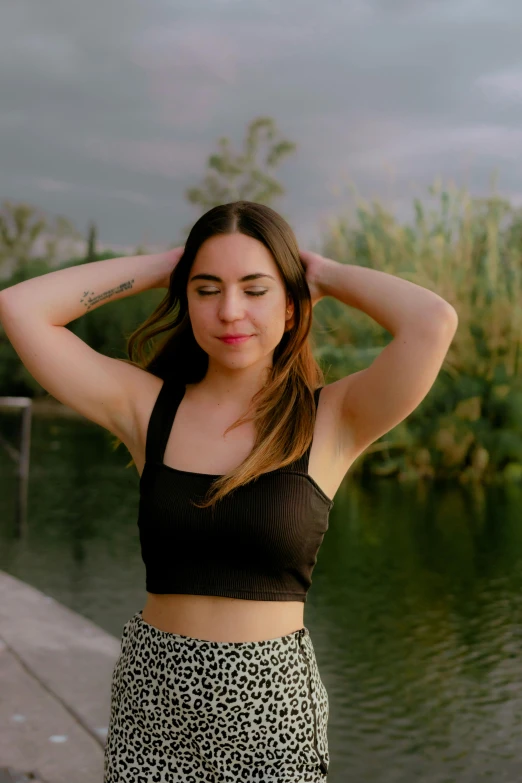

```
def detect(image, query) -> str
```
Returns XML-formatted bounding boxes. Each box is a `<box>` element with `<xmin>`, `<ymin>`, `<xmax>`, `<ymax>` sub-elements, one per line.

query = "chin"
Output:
<box><xmin>223</xmin><ymin>358</ymin><xmax>256</xmax><ymax>369</ymax></box>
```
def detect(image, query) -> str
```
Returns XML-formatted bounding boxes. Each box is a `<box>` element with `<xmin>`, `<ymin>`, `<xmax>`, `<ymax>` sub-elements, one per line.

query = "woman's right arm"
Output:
<box><xmin>0</xmin><ymin>249</ymin><xmax>180</xmax><ymax>441</ymax></box>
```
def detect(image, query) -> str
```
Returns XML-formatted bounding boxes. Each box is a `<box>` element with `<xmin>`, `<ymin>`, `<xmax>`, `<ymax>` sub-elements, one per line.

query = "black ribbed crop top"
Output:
<box><xmin>137</xmin><ymin>378</ymin><xmax>334</xmax><ymax>602</ymax></box>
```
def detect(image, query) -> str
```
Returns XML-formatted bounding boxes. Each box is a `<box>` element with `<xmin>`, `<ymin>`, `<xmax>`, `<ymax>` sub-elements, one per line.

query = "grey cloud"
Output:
<box><xmin>1</xmin><ymin>0</ymin><xmax>522</xmax><ymax>249</ymax></box>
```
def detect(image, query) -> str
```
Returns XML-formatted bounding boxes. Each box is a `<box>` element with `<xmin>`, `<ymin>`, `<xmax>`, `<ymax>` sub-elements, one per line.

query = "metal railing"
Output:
<box><xmin>0</xmin><ymin>397</ymin><xmax>32</xmax><ymax>536</ymax></box>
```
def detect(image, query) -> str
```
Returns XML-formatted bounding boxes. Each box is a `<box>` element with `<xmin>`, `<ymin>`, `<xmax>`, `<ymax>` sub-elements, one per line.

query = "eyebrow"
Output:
<box><xmin>189</xmin><ymin>273</ymin><xmax>276</xmax><ymax>283</ymax></box>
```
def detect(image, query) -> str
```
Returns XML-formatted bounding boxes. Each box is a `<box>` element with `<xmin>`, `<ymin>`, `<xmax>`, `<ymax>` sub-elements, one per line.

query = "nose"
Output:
<box><xmin>218</xmin><ymin>293</ymin><xmax>245</xmax><ymax>321</ymax></box>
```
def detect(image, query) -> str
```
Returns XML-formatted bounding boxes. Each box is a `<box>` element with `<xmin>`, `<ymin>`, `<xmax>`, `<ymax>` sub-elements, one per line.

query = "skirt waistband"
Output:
<box><xmin>129</xmin><ymin>610</ymin><xmax>309</xmax><ymax>650</ymax></box>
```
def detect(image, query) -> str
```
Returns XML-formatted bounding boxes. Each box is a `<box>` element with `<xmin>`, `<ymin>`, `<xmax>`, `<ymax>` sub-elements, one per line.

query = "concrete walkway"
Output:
<box><xmin>0</xmin><ymin>571</ymin><xmax>121</xmax><ymax>783</ymax></box>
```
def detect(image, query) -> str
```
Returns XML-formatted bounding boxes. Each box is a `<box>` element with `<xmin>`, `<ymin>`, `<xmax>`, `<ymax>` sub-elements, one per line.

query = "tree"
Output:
<box><xmin>0</xmin><ymin>201</ymin><xmax>80</xmax><ymax>274</ymax></box>
<box><xmin>86</xmin><ymin>221</ymin><xmax>98</xmax><ymax>263</ymax></box>
<box><xmin>184</xmin><ymin>116</ymin><xmax>296</xmax><ymax>219</ymax></box>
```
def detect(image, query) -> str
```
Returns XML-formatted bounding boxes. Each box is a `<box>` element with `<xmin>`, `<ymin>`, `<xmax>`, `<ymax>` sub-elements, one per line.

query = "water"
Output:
<box><xmin>2</xmin><ymin>414</ymin><xmax>522</xmax><ymax>782</ymax></box>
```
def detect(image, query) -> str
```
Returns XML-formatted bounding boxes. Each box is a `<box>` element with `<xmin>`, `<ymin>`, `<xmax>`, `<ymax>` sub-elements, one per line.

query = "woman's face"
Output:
<box><xmin>187</xmin><ymin>232</ymin><xmax>294</xmax><ymax>371</ymax></box>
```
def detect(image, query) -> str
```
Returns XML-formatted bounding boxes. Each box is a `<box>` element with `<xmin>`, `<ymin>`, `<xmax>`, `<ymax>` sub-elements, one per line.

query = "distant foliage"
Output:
<box><xmin>183</xmin><ymin>116</ymin><xmax>296</xmax><ymax>233</ymax></box>
<box><xmin>312</xmin><ymin>180</ymin><xmax>522</xmax><ymax>485</ymax></box>
<box><xmin>3</xmin><ymin>127</ymin><xmax>522</xmax><ymax>487</ymax></box>
<box><xmin>0</xmin><ymin>200</ymin><xmax>80</xmax><ymax>273</ymax></box>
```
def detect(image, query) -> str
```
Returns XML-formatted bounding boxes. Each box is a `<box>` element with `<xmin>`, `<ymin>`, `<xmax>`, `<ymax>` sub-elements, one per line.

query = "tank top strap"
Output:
<box><xmin>307</xmin><ymin>385</ymin><xmax>323</xmax><ymax>466</ymax></box>
<box><xmin>145</xmin><ymin>381</ymin><xmax>324</xmax><ymax>468</ymax></box>
<box><xmin>145</xmin><ymin>376</ymin><xmax>185</xmax><ymax>464</ymax></box>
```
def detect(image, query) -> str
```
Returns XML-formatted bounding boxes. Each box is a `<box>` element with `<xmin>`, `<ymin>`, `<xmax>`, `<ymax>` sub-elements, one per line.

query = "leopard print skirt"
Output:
<box><xmin>104</xmin><ymin>610</ymin><xmax>330</xmax><ymax>782</ymax></box>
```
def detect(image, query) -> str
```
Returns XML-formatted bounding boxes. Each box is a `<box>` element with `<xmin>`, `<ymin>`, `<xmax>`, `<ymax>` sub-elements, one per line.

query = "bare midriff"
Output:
<box><xmin>141</xmin><ymin>593</ymin><xmax>306</xmax><ymax>643</ymax></box>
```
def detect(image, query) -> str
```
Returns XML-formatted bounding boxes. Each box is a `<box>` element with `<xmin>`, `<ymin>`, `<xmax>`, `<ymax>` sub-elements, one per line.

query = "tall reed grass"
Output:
<box><xmin>313</xmin><ymin>180</ymin><xmax>522</xmax><ymax>486</ymax></box>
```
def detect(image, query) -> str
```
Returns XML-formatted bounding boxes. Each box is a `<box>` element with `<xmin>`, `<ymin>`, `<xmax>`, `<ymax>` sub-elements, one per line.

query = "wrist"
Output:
<box><xmin>155</xmin><ymin>248</ymin><xmax>183</xmax><ymax>289</ymax></box>
<box><xmin>147</xmin><ymin>253</ymin><xmax>170</xmax><ymax>289</ymax></box>
<box><xmin>313</xmin><ymin>255</ymin><xmax>338</xmax><ymax>297</ymax></box>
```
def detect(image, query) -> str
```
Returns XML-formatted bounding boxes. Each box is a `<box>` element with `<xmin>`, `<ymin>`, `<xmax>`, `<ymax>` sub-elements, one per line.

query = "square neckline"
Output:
<box><xmin>157</xmin><ymin>381</ymin><xmax>251</xmax><ymax>478</ymax></box>
<box><xmin>143</xmin><ymin>379</ymin><xmax>334</xmax><ymax>506</ymax></box>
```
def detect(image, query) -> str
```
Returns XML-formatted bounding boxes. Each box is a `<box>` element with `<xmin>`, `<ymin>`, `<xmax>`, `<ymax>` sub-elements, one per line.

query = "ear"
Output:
<box><xmin>284</xmin><ymin>295</ymin><xmax>295</xmax><ymax>331</ymax></box>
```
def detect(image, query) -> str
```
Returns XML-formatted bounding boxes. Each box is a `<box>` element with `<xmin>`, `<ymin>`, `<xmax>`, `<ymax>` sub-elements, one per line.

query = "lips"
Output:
<box><xmin>218</xmin><ymin>335</ymin><xmax>253</xmax><ymax>344</ymax></box>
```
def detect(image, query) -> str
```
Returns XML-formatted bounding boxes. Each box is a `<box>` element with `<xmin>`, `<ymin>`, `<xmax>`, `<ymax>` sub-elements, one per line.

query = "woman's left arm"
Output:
<box><xmin>301</xmin><ymin>249</ymin><xmax>457</xmax><ymax>331</ymax></box>
<box><xmin>300</xmin><ymin>250</ymin><xmax>459</xmax><ymax>458</ymax></box>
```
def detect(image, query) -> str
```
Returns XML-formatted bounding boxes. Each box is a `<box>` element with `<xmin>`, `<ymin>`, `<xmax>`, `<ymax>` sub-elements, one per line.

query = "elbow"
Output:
<box><xmin>0</xmin><ymin>289</ymin><xmax>9</xmax><ymax>320</ymax></box>
<box><xmin>426</xmin><ymin>301</ymin><xmax>459</xmax><ymax>339</ymax></box>
<box><xmin>427</xmin><ymin>296</ymin><xmax>458</xmax><ymax>325</ymax></box>
<box><xmin>438</xmin><ymin>302</ymin><xmax>459</xmax><ymax>330</ymax></box>
<box><xmin>409</xmin><ymin>301</ymin><xmax>458</xmax><ymax>341</ymax></box>
<box><xmin>0</xmin><ymin>286</ymin><xmax>28</xmax><ymax>312</ymax></box>
<box><xmin>0</xmin><ymin>289</ymin><xmax>27</xmax><ymax>326</ymax></box>
<box><xmin>0</xmin><ymin>289</ymin><xmax>15</xmax><ymax>318</ymax></box>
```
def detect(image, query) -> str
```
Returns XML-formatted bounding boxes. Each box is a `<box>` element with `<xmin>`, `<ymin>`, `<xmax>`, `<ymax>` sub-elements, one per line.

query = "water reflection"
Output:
<box><xmin>2</xmin><ymin>415</ymin><xmax>522</xmax><ymax>782</ymax></box>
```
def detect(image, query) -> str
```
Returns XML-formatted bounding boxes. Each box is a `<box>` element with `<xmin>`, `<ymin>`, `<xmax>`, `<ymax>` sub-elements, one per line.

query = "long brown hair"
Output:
<box><xmin>121</xmin><ymin>201</ymin><xmax>325</xmax><ymax>509</ymax></box>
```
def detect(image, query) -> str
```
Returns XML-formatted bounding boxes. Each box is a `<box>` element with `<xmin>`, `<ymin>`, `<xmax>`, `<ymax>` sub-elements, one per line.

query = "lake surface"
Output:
<box><xmin>2</xmin><ymin>414</ymin><xmax>522</xmax><ymax>782</ymax></box>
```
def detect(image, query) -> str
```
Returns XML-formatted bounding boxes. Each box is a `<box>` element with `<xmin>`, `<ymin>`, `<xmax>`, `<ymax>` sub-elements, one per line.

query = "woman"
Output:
<box><xmin>0</xmin><ymin>201</ymin><xmax>458</xmax><ymax>781</ymax></box>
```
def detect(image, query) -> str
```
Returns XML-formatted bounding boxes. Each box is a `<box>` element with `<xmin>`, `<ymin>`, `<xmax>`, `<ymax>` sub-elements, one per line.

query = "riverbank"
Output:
<box><xmin>0</xmin><ymin>571</ymin><xmax>120</xmax><ymax>782</ymax></box>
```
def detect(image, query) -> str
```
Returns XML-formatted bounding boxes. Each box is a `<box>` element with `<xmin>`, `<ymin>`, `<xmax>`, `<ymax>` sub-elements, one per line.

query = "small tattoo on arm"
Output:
<box><xmin>80</xmin><ymin>279</ymin><xmax>135</xmax><ymax>310</ymax></box>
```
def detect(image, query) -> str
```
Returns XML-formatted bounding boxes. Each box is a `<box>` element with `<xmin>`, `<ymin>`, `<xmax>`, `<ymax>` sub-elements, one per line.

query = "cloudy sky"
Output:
<box><xmin>2</xmin><ymin>0</ymin><xmax>521</xmax><ymax>252</ymax></box>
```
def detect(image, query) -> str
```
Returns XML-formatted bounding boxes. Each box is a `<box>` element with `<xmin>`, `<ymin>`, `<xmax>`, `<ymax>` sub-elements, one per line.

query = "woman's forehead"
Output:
<box><xmin>193</xmin><ymin>234</ymin><xmax>279</xmax><ymax>278</ymax></box>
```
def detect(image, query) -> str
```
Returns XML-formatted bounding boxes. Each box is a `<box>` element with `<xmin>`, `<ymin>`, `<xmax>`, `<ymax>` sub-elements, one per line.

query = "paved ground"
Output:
<box><xmin>0</xmin><ymin>571</ymin><xmax>121</xmax><ymax>783</ymax></box>
<box><xmin>0</xmin><ymin>769</ymin><xmax>43</xmax><ymax>782</ymax></box>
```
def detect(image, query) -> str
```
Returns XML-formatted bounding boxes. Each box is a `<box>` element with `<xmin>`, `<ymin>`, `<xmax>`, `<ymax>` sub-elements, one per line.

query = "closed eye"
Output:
<box><xmin>197</xmin><ymin>290</ymin><xmax>267</xmax><ymax>297</ymax></box>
